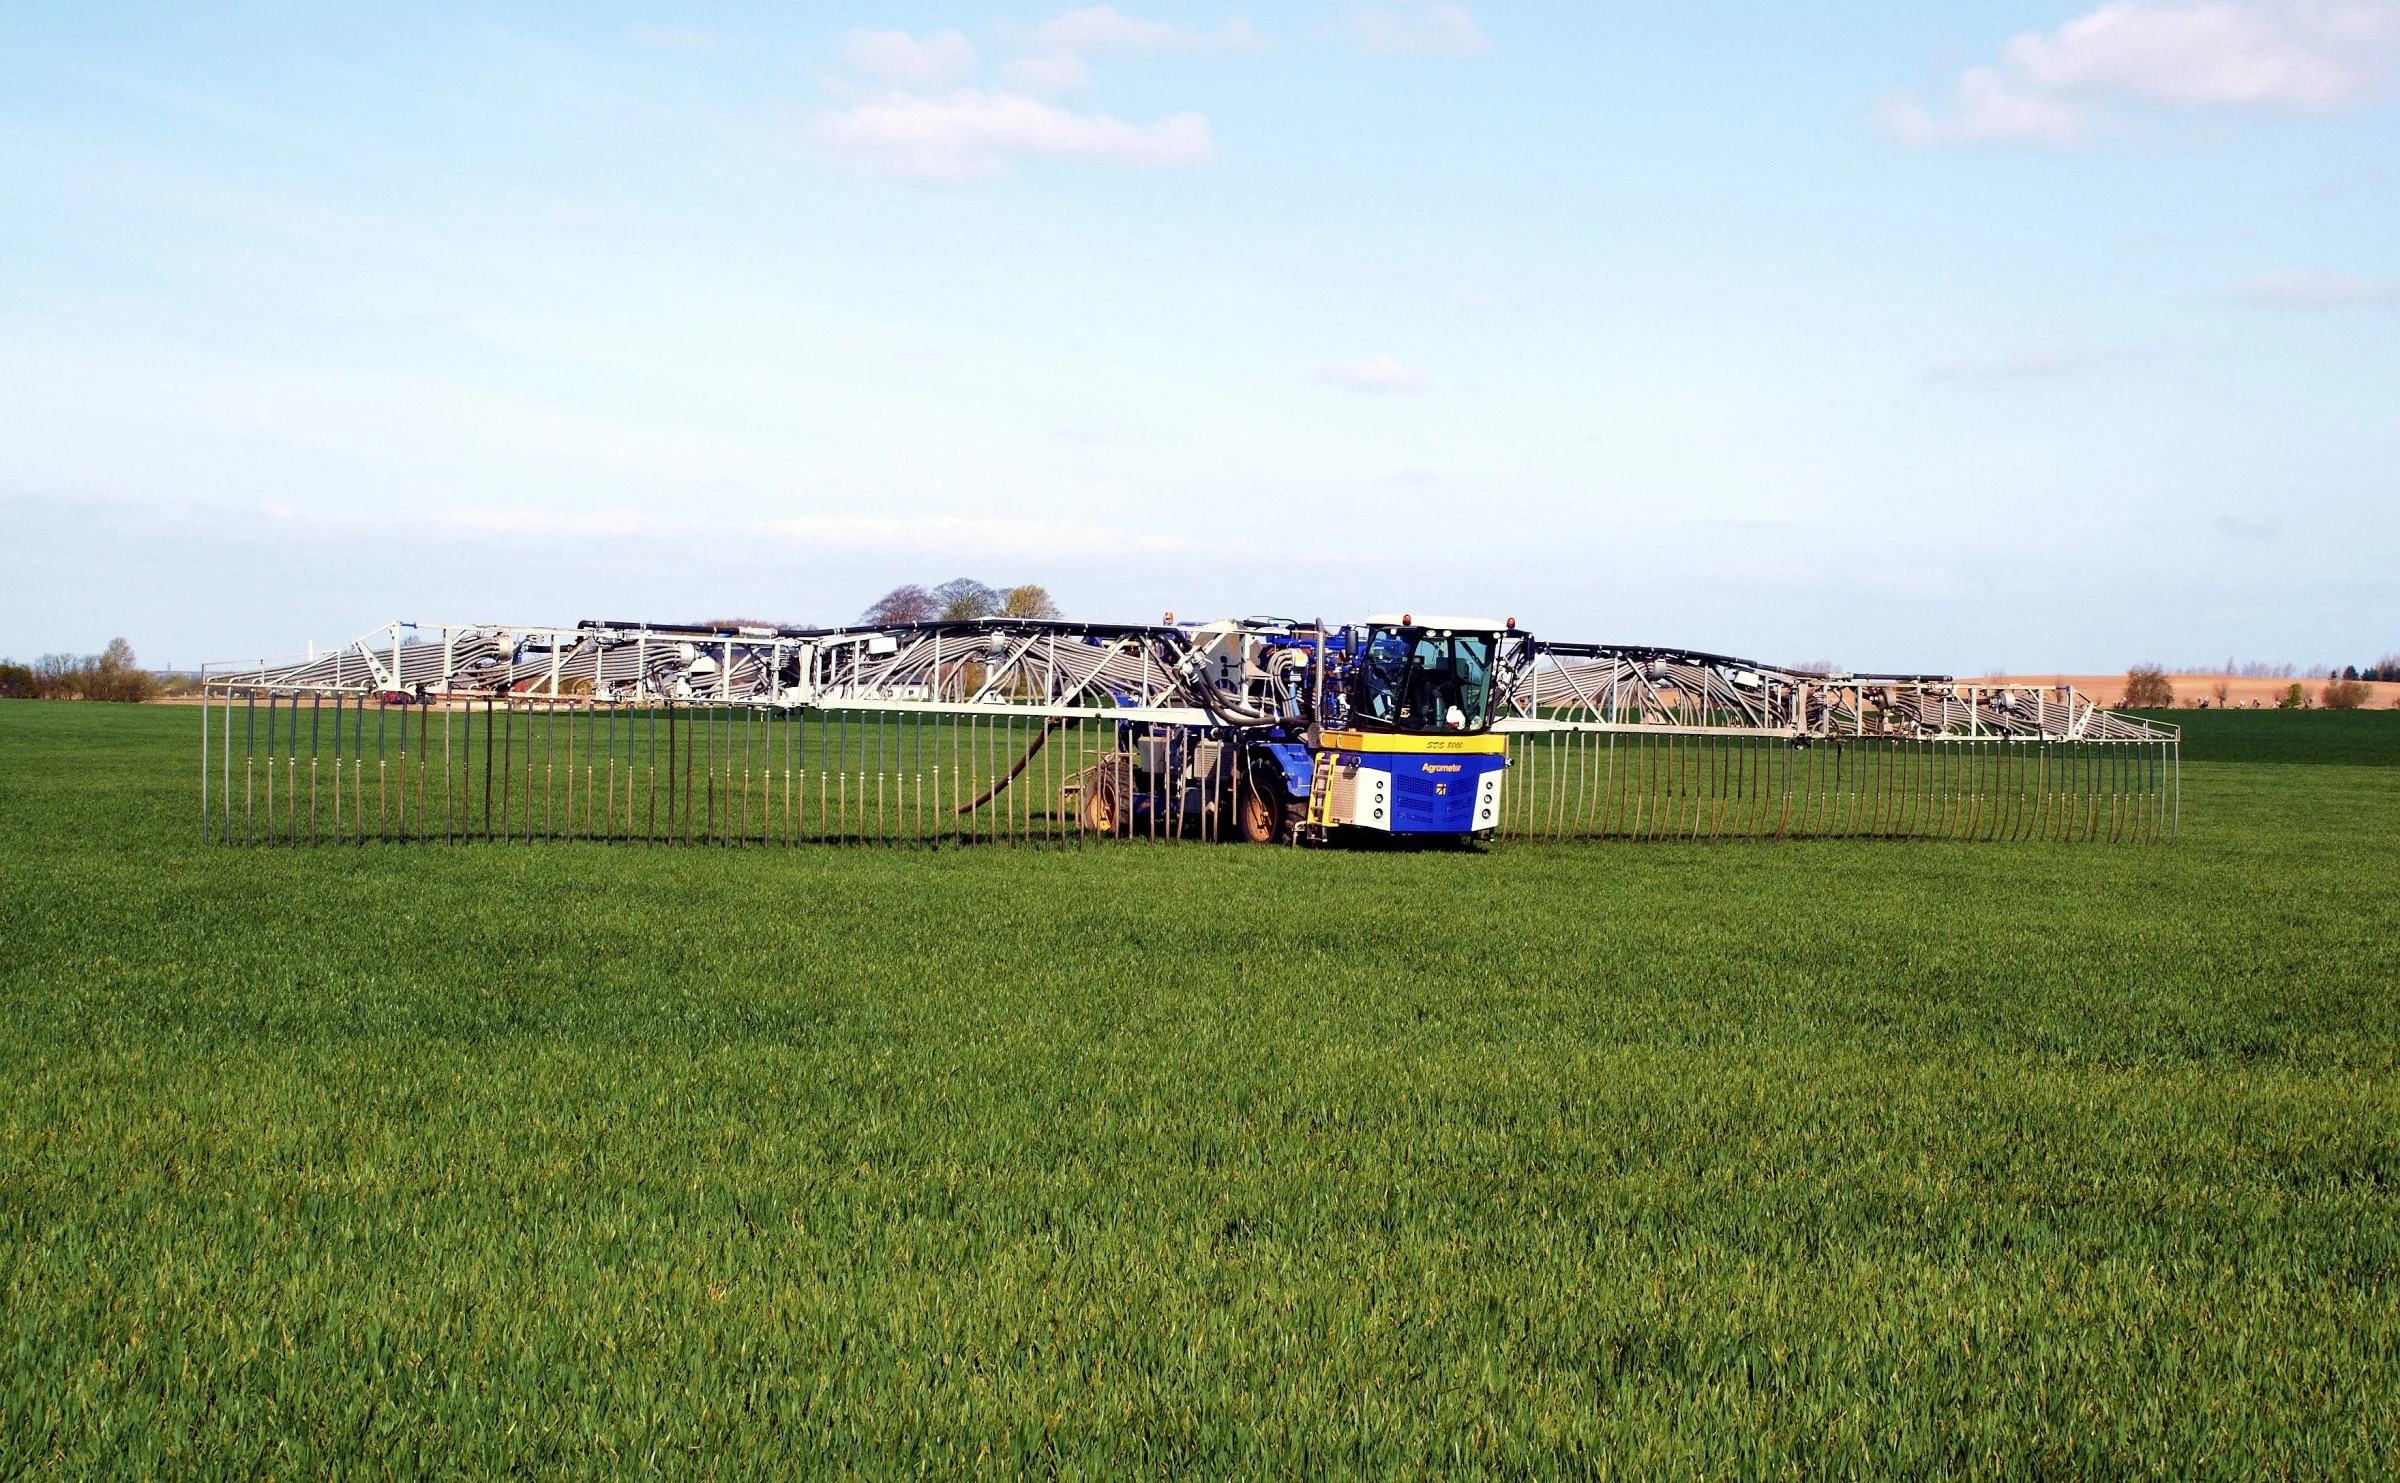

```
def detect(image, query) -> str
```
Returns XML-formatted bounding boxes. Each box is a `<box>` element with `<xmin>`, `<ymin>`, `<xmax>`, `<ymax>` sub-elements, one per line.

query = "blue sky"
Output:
<box><xmin>3</xmin><ymin>1</ymin><xmax>2394</xmax><ymax>673</ymax></box>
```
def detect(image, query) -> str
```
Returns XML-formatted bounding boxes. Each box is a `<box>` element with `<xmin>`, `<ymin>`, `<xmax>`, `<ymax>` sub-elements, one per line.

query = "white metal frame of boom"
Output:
<box><xmin>201</xmin><ymin>618</ymin><xmax>2180</xmax><ymax>748</ymax></box>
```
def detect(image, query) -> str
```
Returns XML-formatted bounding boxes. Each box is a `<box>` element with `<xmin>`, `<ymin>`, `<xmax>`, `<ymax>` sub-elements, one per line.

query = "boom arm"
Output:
<box><xmin>1496</xmin><ymin>641</ymin><xmax>2172</xmax><ymax>743</ymax></box>
<box><xmin>204</xmin><ymin>616</ymin><xmax>2176</xmax><ymax>746</ymax></box>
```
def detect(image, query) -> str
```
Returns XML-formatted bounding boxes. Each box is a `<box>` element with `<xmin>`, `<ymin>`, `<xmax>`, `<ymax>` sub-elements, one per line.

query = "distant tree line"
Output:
<box><xmin>0</xmin><ymin>638</ymin><xmax>160</xmax><ymax>702</ymax></box>
<box><xmin>2120</xmin><ymin>661</ymin><xmax>2394</xmax><ymax>711</ymax></box>
<box><xmin>2301</xmin><ymin>655</ymin><xmax>2394</xmax><ymax>709</ymax></box>
<box><xmin>860</xmin><ymin>579</ymin><xmax>1060</xmax><ymax>625</ymax></box>
<box><xmin>2187</xmin><ymin>658</ymin><xmax>2400</xmax><ymax>684</ymax></box>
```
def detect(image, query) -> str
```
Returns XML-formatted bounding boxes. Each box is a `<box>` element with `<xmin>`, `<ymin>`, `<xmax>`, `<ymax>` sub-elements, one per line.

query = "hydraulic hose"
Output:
<box><xmin>954</xmin><ymin>716</ymin><xmax>1070</xmax><ymax>814</ymax></box>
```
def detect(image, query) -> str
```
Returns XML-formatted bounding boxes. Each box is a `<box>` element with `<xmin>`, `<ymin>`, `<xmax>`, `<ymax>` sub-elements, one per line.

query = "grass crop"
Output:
<box><xmin>3</xmin><ymin>701</ymin><xmax>2397</xmax><ymax>1477</ymax></box>
<box><xmin>2125</xmin><ymin>706</ymin><xmax>2400</xmax><ymax>766</ymax></box>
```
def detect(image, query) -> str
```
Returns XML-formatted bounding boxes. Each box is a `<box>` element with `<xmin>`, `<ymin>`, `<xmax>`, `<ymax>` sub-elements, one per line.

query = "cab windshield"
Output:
<box><xmin>1352</xmin><ymin>627</ymin><xmax>1494</xmax><ymax>733</ymax></box>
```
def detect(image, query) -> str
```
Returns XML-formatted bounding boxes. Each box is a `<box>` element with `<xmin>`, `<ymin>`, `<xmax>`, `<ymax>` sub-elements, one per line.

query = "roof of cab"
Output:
<box><xmin>1362</xmin><ymin>613</ymin><xmax>1510</xmax><ymax>631</ymax></box>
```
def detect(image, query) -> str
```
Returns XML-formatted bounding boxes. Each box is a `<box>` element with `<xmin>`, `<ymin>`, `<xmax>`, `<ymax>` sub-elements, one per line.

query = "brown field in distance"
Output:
<box><xmin>1977</xmin><ymin>674</ymin><xmax>2393</xmax><ymax>709</ymax></box>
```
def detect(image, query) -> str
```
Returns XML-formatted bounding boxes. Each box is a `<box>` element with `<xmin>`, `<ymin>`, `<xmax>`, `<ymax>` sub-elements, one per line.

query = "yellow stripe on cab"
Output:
<box><xmin>1316</xmin><ymin>730</ymin><xmax>1510</xmax><ymax>755</ymax></box>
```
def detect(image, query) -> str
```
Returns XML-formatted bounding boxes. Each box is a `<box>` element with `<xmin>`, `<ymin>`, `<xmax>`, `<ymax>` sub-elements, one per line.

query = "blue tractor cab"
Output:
<box><xmin>1300</xmin><ymin>615</ymin><xmax>1511</xmax><ymax>840</ymax></box>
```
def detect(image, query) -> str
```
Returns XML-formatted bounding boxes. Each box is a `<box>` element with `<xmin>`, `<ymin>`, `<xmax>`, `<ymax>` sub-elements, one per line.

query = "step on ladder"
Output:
<box><xmin>1303</xmin><ymin>747</ymin><xmax>1335</xmax><ymax>839</ymax></box>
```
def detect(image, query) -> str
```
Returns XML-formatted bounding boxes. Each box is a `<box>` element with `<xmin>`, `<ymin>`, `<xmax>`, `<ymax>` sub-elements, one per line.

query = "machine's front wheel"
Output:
<box><xmin>1238</xmin><ymin>779</ymin><xmax>1291</xmax><ymax>844</ymax></box>
<box><xmin>1079</xmin><ymin>776</ymin><xmax>1122</xmax><ymax>835</ymax></box>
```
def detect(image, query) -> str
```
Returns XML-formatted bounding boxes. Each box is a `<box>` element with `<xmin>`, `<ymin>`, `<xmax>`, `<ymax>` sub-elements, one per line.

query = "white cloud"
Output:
<box><xmin>2009</xmin><ymin>0</ymin><xmax>2400</xmax><ymax>109</ymax></box>
<box><xmin>811</xmin><ymin>90</ymin><xmax>1213</xmax><ymax>182</ymax></box>
<box><xmin>818</xmin><ymin>18</ymin><xmax>1236</xmax><ymax>180</ymax></box>
<box><xmin>1881</xmin><ymin>66</ymin><xmax>2088</xmax><ymax>147</ymax></box>
<box><xmin>252</xmin><ymin>503</ymin><xmax>1186</xmax><ymax>556</ymax></box>
<box><xmin>1349</xmin><ymin>2</ymin><xmax>1488</xmax><ymax>57</ymax></box>
<box><xmin>1316</xmin><ymin>356</ymin><xmax>1429</xmax><ymax>393</ymax></box>
<box><xmin>841</xmin><ymin>29</ymin><xmax>978</xmax><ymax>91</ymax></box>
<box><xmin>1885</xmin><ymin>0</ymin><xmax>2400</xmax><ymax>149</ymax></box>
<box><xmin>760</xmin><ymin>515</ymin><xmax>1189</xmax><ymax>556</ymax></box>
<box><xmin>389</xmin><ymin>506</ymin><xmax>655</xmax><ymax>538</ymax></box>
<box><xmin>1008</xmin><ymin>8</ymin><xmax>1264</xmax><ymax>95</ymax></box>
<box><xmin>1028</xmin><ymin>7</ymin><xmax>1263</xmax><ymax>56</ymax></box>
<box><xmin>2233</xmin><ymin>269</ymin><xmax>2395</xmax><ymax>306</ymax></box>
<box><xmin>1004</xmin><ymin>51</ymin><xmax>1094</xmax><ymax>93</ymax></box>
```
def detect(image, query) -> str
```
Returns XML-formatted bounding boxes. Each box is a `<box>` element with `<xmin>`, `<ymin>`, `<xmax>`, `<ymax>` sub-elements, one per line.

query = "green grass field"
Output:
<box><xmin>2125</xmin><ymin>706</ymin><xmax>2400</xmax><ymax>766</ymax></box>
<box><xmin>4</xmin><ymin>702</ymin><xmax>2396</xmax><ymax>1477</ymax></box>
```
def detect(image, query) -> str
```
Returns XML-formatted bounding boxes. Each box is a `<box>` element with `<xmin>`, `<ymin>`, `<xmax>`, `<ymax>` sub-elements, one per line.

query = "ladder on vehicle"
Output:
<box><xmin>1304</xmin><ymin>746</ymin><xmax>1335</xmax><ymax>835</ymax></box>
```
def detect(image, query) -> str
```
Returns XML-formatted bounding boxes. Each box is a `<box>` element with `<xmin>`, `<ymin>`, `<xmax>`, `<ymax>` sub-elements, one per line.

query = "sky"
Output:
<box><xmin>2</xmin><ymin>0</ymin><xmax>2395</xmax><ymax>674</ymax></box>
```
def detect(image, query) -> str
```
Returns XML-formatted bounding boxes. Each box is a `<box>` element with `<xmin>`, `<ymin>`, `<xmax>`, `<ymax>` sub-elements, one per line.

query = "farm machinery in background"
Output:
<box><xmin>199</xmin><ymin>612</ymin><xmax>2180</xmax><ymax>847</ymax></box>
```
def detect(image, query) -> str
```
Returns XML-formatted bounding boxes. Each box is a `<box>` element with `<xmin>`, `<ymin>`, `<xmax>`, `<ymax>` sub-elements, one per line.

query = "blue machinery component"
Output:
<box><xmin>198</xmin><ymin>612</ymin><xmax>2180</xmax><ymax>846</ymax></box>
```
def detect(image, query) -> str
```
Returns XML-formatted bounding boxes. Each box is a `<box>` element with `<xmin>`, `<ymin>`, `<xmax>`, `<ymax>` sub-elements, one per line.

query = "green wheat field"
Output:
<box><xmin>3</xmin><ymin>702</ymin><xmax>2396</xmax><ymax>1477</ymax></box>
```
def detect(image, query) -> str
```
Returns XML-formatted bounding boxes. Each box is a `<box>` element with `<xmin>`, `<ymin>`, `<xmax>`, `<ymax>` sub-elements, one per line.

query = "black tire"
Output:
<box><xmin>1080</xmin><ymin>774</ymin><xmax>1123</xmax><ymax>836</ymax></box>
<box><xmin>1238</xmin><ymin>771</ymin><xmax>1294</xmax><ymax>844</ymax></box>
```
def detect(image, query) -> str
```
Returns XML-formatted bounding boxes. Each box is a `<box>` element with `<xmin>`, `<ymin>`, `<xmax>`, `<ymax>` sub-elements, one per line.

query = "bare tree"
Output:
<box><xmin>8</xmin><ymin>639</ymin><xmax>158</xmax><ymax>702</ymax></box>
<box><xmin>33</xmin><ymin>654</ymin><xmax>79</xmax><ymax>699</ymax></box>
<box><xmin>2120</xmin><ymin>664</ymin><xmax>2174</xmax><ymax>709</ymax></box>
<box><xmin>860</xmin><ymin>584</ymin><xmax>938</xmax><ymax>624</ymax></box>
<box><xmin>863</xmin><ymin>579</ymin><xmax>1057</xmax><ymax>624</ymax></box>
<box><xmin>931</xmin><ymin>578</ymin><xmax>1000</xmax><ymax>621</ymax></box>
